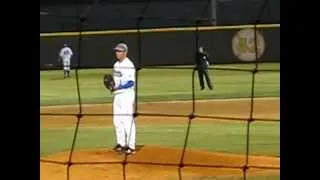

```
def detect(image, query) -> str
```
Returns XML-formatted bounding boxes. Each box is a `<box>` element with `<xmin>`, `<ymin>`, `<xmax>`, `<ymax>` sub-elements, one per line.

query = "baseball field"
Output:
<box><xmin>40</xmin><ymin>63</ymin><xmax>280</xmax><ymax>180</ymax></box>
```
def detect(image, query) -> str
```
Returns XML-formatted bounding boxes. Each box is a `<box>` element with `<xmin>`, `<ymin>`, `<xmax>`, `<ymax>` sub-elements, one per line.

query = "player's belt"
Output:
<box><xmin>113</xmin><ymin>89</ymin><xmax>134</xmax><ymax>95</ymax></box>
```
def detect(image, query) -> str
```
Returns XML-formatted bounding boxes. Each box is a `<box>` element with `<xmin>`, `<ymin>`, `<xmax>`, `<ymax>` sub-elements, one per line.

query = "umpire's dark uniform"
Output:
<box><xmin>195</xmin><ymin>47</ymin><xmax>213</xmax><ymax>90</ymax></box>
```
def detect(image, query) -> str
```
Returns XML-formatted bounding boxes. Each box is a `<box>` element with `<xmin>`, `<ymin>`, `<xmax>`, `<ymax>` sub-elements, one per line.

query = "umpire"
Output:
<box><xmin>195</xmin><ymin>46</ymin><xmax>213</xmax><ymax>90</ymax></box>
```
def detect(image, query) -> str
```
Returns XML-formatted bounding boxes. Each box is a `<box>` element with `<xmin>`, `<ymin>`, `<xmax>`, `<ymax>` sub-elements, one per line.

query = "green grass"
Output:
<box><xmin>40</xmin><ymin>63</ymin><xmax>280</xmax><ymax>106</ymax></box>
<box><xmin>40</xmin><ymin>63</ymin><xmax>279</xmax><ymax>179</ymax></box>
<box><xmin>40</xmin><ymin>122</ymin><xmax>279</xmax><ymax>157</ymax></box>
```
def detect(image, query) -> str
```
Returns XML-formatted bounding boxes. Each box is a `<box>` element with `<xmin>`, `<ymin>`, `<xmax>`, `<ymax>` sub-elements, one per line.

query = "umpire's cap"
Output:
<box><xmin>113</xmin><ymin>43</ymin><xmax>128</xmax><ymax>52</ymax></box>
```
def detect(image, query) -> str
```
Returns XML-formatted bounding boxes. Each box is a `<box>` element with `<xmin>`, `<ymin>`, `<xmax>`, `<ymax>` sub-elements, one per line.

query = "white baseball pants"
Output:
<box><xmin>113</xmin><ymin>91</ymin><xmax>136</xmax><ymax>149</ymax></box>
<box><xmin>62</xmin><ymin>58</ymin><xmax>71</xmax><ymax>71</ymax></box>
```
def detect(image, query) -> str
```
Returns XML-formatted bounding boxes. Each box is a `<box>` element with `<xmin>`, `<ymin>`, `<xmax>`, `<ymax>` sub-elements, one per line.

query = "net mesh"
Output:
<box><xmin>40</xmin><ymin>0</ymin><xmax>280</xmax><ymax>179</ymax></box>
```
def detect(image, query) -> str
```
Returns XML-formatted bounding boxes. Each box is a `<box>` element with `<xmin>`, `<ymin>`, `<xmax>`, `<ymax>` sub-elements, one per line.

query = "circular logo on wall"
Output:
<box><xmin>232</xmin><ymin>28</ymin><xmax>266</xmax><ymax>62</ymax></box>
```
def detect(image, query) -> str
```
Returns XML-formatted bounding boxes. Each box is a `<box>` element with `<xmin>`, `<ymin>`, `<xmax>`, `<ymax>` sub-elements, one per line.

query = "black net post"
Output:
<box><xmin>66</xmin><ymin>15</ymin><xmax>85</xmax><ymax>180</ymax></box>
<box><xmin>65</xmin><ymin>1</ymin><xmax>100</xmax><ymax>179</ymax></box>
<box><xmin>243</xmin><ymin>0</ymin><xmax>271</xmax><ymax>178</ymax></box>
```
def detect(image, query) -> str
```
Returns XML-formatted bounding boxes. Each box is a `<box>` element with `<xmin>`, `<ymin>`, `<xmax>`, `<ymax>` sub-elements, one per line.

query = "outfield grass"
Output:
<box><xmin>41</xmin><ymin>63</ymin><xmax>280</xmax><ymax>156</ymax></box>
<box><xmin>40</xmin><ymin>63</ymin><xmax>280</xmax><ymax>179</ymax></box>
<box><xmin>40</xmin><ymin>63</ymin><xmax>280</xmax><ymax>106</ymax></box>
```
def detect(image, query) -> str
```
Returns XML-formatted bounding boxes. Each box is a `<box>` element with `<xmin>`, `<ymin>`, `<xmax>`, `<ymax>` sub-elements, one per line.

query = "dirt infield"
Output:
<box><xmin>41</xmin><ymin>146</ymin><xmax>279</xmax><ymax>180</ymax></box>
<box><xmin>40</xmin><ymin>98</ymin><xmax>280</xmax><ymax>180</ymax></box>
<box><xmin>40</xmin><ymin>98</ymin><xmax>280</xmax><ymax>128</ymax></box>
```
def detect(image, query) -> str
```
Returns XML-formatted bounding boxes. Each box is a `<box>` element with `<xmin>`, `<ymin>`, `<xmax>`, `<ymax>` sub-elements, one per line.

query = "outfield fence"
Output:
<box><xmin>40</xmin><ymin>24</ymin><xmax>279</xmax><ymax>69</ymax></box>
<box><xmin>40</xmin><ymin>0</ymin><xmax>280</xmax><ymax>179</ymax></box>
<box><xmin>40</xmin><ymin>1</ymin><xmax>280</xmax><ymax>69</ymax></box>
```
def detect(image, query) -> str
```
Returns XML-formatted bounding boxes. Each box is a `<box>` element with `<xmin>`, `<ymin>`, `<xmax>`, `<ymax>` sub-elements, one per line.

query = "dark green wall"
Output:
<box><xmin>40</xmin><ymin>0</ymin><xmax>279</xmax><ymax>32</ymax></box>
<box><xmin>40</xmin><ymin>27</ymin><xmax>280</xmax><ymax>69</ymax></box>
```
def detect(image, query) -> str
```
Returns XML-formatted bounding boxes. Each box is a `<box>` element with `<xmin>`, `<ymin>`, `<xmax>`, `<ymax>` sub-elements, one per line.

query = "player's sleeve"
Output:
<box><xmin>126</xmin><ymin>63</ymin><xmax>135</xmax><ymax>81</ymax></box>
<box><xmin>117</xmin><ymin>63</ymin><xmax>135</xmax><ymax>90</ymax></box>
<box><xmin>59</xmin><ymin>49</ymin><xmax>63</xmax><ymax>57</ymax></box>
<box><xmin>207</xmin><ymin>54</ymin><xmax>214</xmax><ymax>64</ymax></box>
<box><xmin>69</xmin><ymin>48</ymin><xmax>73</xmax><ymax>56</ymax></box>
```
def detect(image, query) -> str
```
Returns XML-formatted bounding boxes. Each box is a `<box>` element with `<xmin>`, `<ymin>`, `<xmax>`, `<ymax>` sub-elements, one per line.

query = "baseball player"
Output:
<box><xmin>59</xmin><ymin>44</ymin><xmax>73</xmax><ymax>79</ymax></box>
<box><xmin>195</xmin><ymin>46</ymin><xmax>213</xmax><ymax>90</ymax></box>
<box><xmin>110</xmin><ymin>43</ymin><xmax>137</xmax><ymax>155</ymax></box>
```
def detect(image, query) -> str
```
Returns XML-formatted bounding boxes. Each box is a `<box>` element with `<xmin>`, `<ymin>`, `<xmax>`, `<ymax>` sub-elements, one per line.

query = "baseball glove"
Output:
<box><xmin>103</xmin><ymin>74</ymin><xmax>115</xmax><ymax>91</ymax></box>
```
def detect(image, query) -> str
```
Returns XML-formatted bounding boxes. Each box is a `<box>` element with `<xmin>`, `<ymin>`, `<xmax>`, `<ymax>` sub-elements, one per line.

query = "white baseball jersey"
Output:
<box><xmin>59</xmin><ymin>47</ymin><xmax>73</xmax><ymax>60</ymax></box>
<box><xmin>113</xmin><ymin>58</ymin><xmax>136</xmax><ymax>94</ymax></box>
<box><xmin>112</xmin><ymin>57</ymin><xmax>136</xmax><ymax>150</ymax></box>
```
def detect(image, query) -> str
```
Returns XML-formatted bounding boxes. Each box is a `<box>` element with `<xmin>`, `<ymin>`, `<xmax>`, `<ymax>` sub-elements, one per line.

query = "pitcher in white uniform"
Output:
<box><xmin>111</xmin><ymin>43</ymin><xmax>136</xmax><ymax>155</ymax></box>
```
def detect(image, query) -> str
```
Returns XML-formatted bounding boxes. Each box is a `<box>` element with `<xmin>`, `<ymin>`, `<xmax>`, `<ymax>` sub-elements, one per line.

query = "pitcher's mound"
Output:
<box><xmin>40</xmin><ymin>146</ymin><xmax>279</xmax><ymax>180</ymax></box>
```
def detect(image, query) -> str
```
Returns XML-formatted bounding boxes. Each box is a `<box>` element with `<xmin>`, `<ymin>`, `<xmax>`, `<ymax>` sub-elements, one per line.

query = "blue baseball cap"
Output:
<box><xmin>113</xmin><ymin>43</ymin><xmax>128</xmax><ymax>52</ymax></box>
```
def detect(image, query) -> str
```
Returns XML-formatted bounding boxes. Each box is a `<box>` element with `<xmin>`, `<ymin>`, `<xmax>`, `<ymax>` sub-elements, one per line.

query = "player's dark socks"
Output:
<box><xmin>67</xmin><ymin>71</ymin><xmax>70</xmax><ymax>77</ymax></box>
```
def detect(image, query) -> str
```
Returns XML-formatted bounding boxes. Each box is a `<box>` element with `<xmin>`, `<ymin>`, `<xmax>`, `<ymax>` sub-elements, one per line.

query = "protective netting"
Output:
<box><xmin>40</xmin><ymin>0</ymin><xmax>280</xmax><ymax>180</ymax></box>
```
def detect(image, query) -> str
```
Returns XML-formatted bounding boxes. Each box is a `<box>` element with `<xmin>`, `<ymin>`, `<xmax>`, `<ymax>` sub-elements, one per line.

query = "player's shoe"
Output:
<box><xmin>113</xmin><ymin>144</ymin><xmax>125</xmax><ymax>153</ymax></box>
<box><xmin>125</xmin><ymin>147</ymin><xmax>136</xmax><ymax>155</ymax></box>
